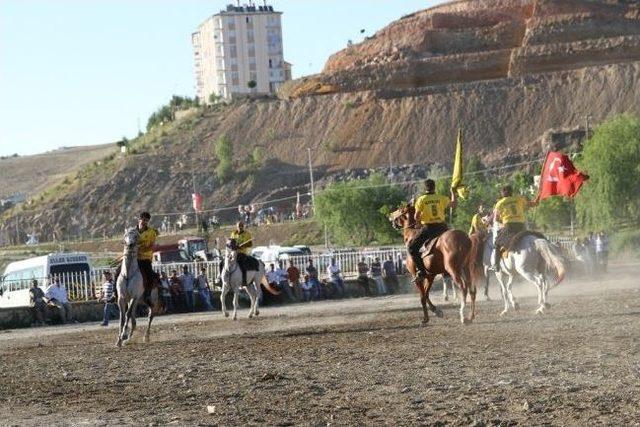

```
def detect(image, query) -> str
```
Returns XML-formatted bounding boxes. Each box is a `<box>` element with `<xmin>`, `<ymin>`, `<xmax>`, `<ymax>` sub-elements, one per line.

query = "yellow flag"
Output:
<box><xmin>451</xmin><ymin>129</ymin><xmax>468</xmax><ymax>199</ymax></box>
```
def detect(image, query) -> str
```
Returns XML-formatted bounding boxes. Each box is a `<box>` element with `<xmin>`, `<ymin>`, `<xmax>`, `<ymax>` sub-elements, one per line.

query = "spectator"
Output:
<box><xmin>370</xmin><ymin>257</ymin><xmax>387</xmax><ymax>296</ymax></box>
<box><xmin>596</xmin><ymin>231</ymin><xmax>609</xmax><ymax>273</ymax></box>
<box><xmin>395</xmin><ymin>253</ymin><xmax>405</xmax><ymax>275</ymax></box>
<box><xmin>382</xmin><ymin>255</ymin><xmax>399</xmax><ymax>295</ymax></box>
<box><xmin>99</xmin><ymin>271</ymin><xmax>117</xmax><ymax>326</ymax></box>
<box><xmin>306</xmin><ymin>259</ymin><xmax>321</xmax><ymax>300</ymax></box>
<box><xmin>180</xmin><ymin>265</ymin><xmax>196</xmax><ymax>312</ymax></box>
<box><xmin>356</xmin><ymin>258</ymin><xmax>372</xmax><ymax>296</ymax></box>
<box><xmin>326</xmin><ymin>258</ymin><xmax>345</xmax><ymax>299</ymax></box>
<box><xmin>301</xmin><ymin>274</ymin><xmax>313</xmax><ymax>302</ymax></box>
<box><xmin>159</xmin><ymin>271</ymin><xmax>173</xmax><ymax>314</ymax></box>
<box><xmin>44</xmin><ymin>276</ymin><xmax>75</xmax><ymax>324</ymax></box>
<box><xmin>195</xmin><ymin>267</ymin><xmax>214</xmax><ymax>311</ymax></box>
<box><xmin>169</xmin><ymin>269</ymin><xmax>183</xmax><ymax>312</ymax></box>
<box><xmin>29</xmin><ymin>279</ymin><xmax>46</xmax><ymax>327</ymax></box>
<box><xmin>275</xmin><ymin>261</ymin><xmax>295</xmax><ymax>301</ymax></box>
<box><xmin>287</xmin><ymin>260</ymin><xmax>302</xmax><ymax>301</ymax></box>
<box><xmin>265</xmin><ymin>263</ymin><xmax>280</xmax><ymax>302</ymax></box>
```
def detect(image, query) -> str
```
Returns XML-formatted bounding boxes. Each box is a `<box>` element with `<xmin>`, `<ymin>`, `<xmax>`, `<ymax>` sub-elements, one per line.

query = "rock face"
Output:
<box><xmin>284</xmin><ymin>0</ymin><xmax>640</xmax><ymax>97</ymax></box>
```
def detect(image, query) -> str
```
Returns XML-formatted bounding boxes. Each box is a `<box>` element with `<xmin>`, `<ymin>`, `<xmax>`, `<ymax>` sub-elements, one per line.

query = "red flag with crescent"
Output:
<box><xmin>536</xmin><ymin>152</ymin><xmax>589</xmax><ymax>202</ymax></box>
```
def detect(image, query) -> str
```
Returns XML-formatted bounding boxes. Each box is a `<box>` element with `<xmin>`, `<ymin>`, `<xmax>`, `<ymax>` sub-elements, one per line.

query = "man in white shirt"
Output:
<box><xmin>275</xmin><ymin>261</ymin><xmax>295</xmax><ymax>301</ymax></box>
<box><xmin>326</xmin><ymin>258</ymin><xmax>345</xmax><ymax>298</ymax></box>
<box><xmin>45</xmin><ymin>276</ymin><xmax>75</xmax><ymax>324</ymax></box>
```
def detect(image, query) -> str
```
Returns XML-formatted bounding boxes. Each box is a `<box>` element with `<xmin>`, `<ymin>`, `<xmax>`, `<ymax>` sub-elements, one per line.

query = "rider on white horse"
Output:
<box><xmin>489</xmin><ymin>185</ymin><xmax>538</xmax><ymax>271</ymax></box>
<box><xmin>230</xmin><ymin>221</ymin><xmax>255</xmax><ymax>286</ymax></box>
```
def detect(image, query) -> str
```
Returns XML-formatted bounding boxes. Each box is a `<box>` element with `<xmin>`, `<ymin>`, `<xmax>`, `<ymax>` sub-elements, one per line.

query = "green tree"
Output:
<box><xmin>247</xmin><ymin>80</ymin><xmax>257</xmax><ymax>89</ymax></box>
<box><xmin>530</xmin><ymin>197</ymin><xmax>572</xmax><ymax>231</ymax></box>
<box><xmin>315</xmin><ymin>174</ymin><xmax>406</xmax><ymax>246</ymax></box>
<box><xmin>576</xmin><ymin>114</ymin><xmax>640</xmax><ymax>230</ymax></box>
<box><xmin>214</xmin><ymin>134</ymin><xmax>233</xmax><ymax>182</ymax></box>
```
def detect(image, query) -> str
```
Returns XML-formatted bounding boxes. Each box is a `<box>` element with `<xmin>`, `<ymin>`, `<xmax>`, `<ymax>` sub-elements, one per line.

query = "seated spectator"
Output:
<box><xmin>370</xmin><ymin>257</ymin><xmax>387</xmax><ymax>296</ymax></box>
<box><xmin>99</xmin><ymin>271</ymin><xmax>117</xmax><ymax>326</ymax></box>
<box><xmin>159</xmin><ymin>271</ymin><xmax>173</xmax><ymax>314</ymax></box>
<box><xmin>29</xmin><ymin>279</ymin><xmax>46</xmax><ymax>327</ymax></box>
<box><xmin>301</xmin><ymin>274</ymin><xmax>313</xmax><ymax>302</ymax></box>
<box><xmin>356</xmin><ymin>258</ymin><xmax>372</xmax><ymax>296</ymax></box>
<box><xmin>326</xmin><ymin>258</ymin><xmax>345</xmax><ymax>299</ymax></box>
<box><xmin>195</xmin><ymin>267</ymin><xmax>214</xmax><ymax>312</ymax></box>
<box><xmin>275</xmin><ymin>261</ymin><xmax>295</xmax><ymax>301</ymax></box>
<box><xmin>287</xmin><ymin>260</ymin><xmax>302</xmax><ymax>301</ymax></box>
<box><xmin>45</xmin><ymin>276</ymin><xmax>76</xmax><ymax>324</ymax></box>
<box><xmin>382</xmin><ymin>255</ymin><xmax>399</xmax><ymax>295</ymax></box>
<box><xmin>306</xmin><ymin>259</ymin><xmax>322</xmax><ymax>300</ymax></box>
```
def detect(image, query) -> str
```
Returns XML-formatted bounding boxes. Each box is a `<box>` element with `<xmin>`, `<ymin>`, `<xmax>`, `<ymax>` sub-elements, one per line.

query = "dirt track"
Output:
<box><xmin>1</xmin><ymin>261</ymin><xmax>639</xmax><ymax>426</ymax></box>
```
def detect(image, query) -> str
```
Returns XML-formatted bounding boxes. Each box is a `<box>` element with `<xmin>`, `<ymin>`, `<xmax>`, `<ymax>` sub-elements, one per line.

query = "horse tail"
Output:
<box><xmin>535</xmin><ymin>239</ymin><xmax>566</xmax><ymax>286</ymax></box>
<box><xmin>260</xmin><ymin>275</ymin><xmax>281</xmax><ymax>296</ymax></box>
<box><xmin>467</xmin><ymin>233</ymin><xmax>484</xmax><ymax>283</ymax></box>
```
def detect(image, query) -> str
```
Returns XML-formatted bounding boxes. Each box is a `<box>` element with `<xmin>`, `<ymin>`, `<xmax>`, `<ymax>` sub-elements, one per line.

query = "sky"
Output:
<box><xmin>0</xmin><ymin>0</ymin><xmax>439</xmax><ymax>157</ymax></box>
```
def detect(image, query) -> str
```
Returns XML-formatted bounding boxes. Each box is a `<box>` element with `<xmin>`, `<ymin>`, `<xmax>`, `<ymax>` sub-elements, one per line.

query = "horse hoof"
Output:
<box><xmin>499</xmin><ymin>310</ymin><xmax>508</xmax><ymax>317</ymax></box>
<box><xmin>535</xmin><ymin>307</ymin><xmax>545</xmax><ymax>315</ymax></box>
<box><xmin>544</xmin><ymin>303</ymin><xmax>552</xmax><ymax>309</ymax></box>
<box><xmin>224</xmin><ymin>312</ymin><xmax>229</xmax><ymax>318</ymax></box>
<box><xmin>485</xmin><ymin>296</ymin><xmax>491</xmax><ymax>301</ymax></box>
<box><xmin>116</xmin><ymin>341</ymin><xmax>122</xmax><ymax>348</ymax></box>
<box><xmin>421</xmin><ymin>319</ymin><xmax>429</xmax><ymax>326</ymax></box>
<box><xmin>463</xmin><ymin>318</ymin><xmax>473</xmax><ymax>325</ymax></box>
<box><xmin>255</xmin><ymin>310</ymin><xmax>260</xmax><ymax>316</ymax></box>
<box><xmin>435</xmin><ymin>308</ymin><xmax>444</xmax><ymax>318</ymax></box>
<box><xmin>513</xmin><ymin>303</ymin><xmax>521</xmax><ymax>311</ymax></box>
<box><xmin>443</xmin><ymin>296</ymin><xmax>449</xmax><ymax>302</ymax></box>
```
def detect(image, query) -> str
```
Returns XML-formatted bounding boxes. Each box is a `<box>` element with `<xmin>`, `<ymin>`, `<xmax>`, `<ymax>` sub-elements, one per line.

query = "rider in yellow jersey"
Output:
<box><xmin>229</xmin><ymin>221</ymin><xmax>255</xmax><ymax>285</ymax></box>
<box><xmin>468</xmin><ymin>204</ymin><xmax>487</xmax><ymax>235</ymax></box>
<box><xmin>491</xmin><ymin>185</ymin><xmax>537</xmax><ymax>271</ymax></box>
<box><xmin>409</xmin><ymin>179</ymin><xmax>457</xmax><ymax>283</ymax></box>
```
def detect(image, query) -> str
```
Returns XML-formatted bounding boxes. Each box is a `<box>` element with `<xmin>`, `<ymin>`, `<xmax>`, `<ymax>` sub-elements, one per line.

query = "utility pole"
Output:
<box><xmin>585</xmin><ymin>115</ymin><xmax>592</xmax><ymax>141</ymax></box>
<box><xmin>388</xmin><ymin>148</ymin><xmax>393</xmax><ymax>176</ymax></box>
<box><xmin>307</xmin><ymin>148</ymin><xmax>316</xmax><ymax>213</ymax></box>
<box><xmin>15</xmin><ymin>215</ymin><xmax>19</xmax><ymax>245</ymax></box>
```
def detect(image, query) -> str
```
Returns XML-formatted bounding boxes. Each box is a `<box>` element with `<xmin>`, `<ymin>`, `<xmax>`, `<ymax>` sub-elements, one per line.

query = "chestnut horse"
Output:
<box><xmin>389</xmin><ymin>205</ymin><xmax>478</xmax><ymax>325</ymax></box>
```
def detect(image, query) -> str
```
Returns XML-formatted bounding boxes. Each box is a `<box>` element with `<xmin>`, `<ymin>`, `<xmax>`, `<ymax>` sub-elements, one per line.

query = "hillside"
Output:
<box><xmin>0</xmin><ymin>144</ymin><xmax>118</xmax><ymax>200</ymax></box>
<box><xmin>1</xmin><ymin>0</ymin><xmax>639</xmax><ymax>243</ymax></box>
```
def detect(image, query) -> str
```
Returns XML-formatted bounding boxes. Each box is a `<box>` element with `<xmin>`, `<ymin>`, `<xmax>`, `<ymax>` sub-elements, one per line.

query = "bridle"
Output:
<box><xmin>391</xmin><ymin>207</ymin><xmax>419</xmax><ymax>230</ymax></box>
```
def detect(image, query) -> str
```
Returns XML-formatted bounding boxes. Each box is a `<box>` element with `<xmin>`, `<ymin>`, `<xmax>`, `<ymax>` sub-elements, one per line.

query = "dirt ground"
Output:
<box><xmin>1</xmin><ymin>261</ymin><xmax>639</xmax><ymax>427</ymax></box>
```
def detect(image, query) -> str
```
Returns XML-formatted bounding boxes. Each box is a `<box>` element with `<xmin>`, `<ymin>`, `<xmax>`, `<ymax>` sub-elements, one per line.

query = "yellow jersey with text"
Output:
<box><xmin>469</xmin><ymin>213</ymin><xmax>487</xmax><ymax>234</ymax></box>
<box><xmin>494</xmin><ymin>196</ymin><xmax>528</xmax><ymax>224</ymax></box>
<box><xmin>414</xmin><ymin>194</ymin><xmax>450</xmax><ymax>225</ymax></box>
<box><xmin>230</xmin><ymin>230</ymin><xmax>253</xmax><ymax>255</ymax></box>
<box><xmin>138</xmin><ymin>227</ymin><xmax>159</xmax><ymax>261</ymax></box>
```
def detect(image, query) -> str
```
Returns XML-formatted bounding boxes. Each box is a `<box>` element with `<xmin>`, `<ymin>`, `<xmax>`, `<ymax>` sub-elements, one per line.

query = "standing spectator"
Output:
<box><xmin>596</xmin><ymin>231</ymin><xmax>609</xmax><ymax>273</ymax></box>
<box><xmin>159</xmin><ymin>271</ymin><xmax>173</xmax><ymax>314</ymax></box>
<box><xmin>370</xmin><ymin>257</ymin><xmax>387</xmax><ymax>296</ymax></box>
<box><xmin>265</xmin><ymin>263</ymin><xmax>279</xmax><ymax>303</ymax></box>
<box><xmin>180</xmin><ymin>265</ymin><xmax>196</xmax><ymax>312</ymax></box>
<box><xmin>44</xmin><ymin>276</ymin><xmax>75</xmax><ymax>324</ymax></box>
<box><xmin>99</xmin><ymin>271</ymin><xmax>116</xmax><ymax>326</ymax></box>
<box><xmin>326</xmin><ymin>258</ymin><xmax>345</xmax><ymax>299</ymax></box>
<box><xmin>306</xmin><ymin>259</ymin><xmax>321</xmax><ymax>300</ymax></box>
<box><xmin>382</xmin><ymin>255</ymin><xmax>399</xmax><ymax>294</ymax></box>
<box><xmin>356</xmin><ymin>257</ymin><xmax>372</xmax><ymax>296</ymax></box>
<box><xmin>395</xmin><ymin>253</ymin><xmax>405</xmax><ymax>275</ymax></box>
<box><xmin>287</xmin><ymin>260</ymin><xmax>302</xmax><ymax>301</ymax></box>
<box><xmin>275</xmin><ymin>261</ymin><xmax>295</xmax><ymax>301</ymax></box>
<box><xmin>29</xmin><ymin>279</ymin><xmax>46</xmax><ymax>327</ymax></box>
<box><xmin>195</xmin><ymin>267</ymin><xmax>214</xmax><ymax>311</ymax></box>
<box><xmin>169</xmin><ymin>269</ymin><xmax>183</xmax><ymax>312</ymax></box>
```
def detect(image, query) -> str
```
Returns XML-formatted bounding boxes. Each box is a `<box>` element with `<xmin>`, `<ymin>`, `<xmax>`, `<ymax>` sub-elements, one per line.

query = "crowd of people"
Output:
<box><xmin>28</xmin><ymin>276</ymin><xmax>78</xmax><ymax>327</ymax></box>
<box><xmin>573</xmin><ymin>231</ymin><xmax>609</xmax><ymax>273</ymax></box>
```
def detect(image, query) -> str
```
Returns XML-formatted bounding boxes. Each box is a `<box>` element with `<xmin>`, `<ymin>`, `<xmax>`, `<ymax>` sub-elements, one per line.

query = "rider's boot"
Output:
<box><xmin>411</xmin><ymin>256</ymin><xmax>428</xmax><ymax>286</ymax></box>
<box><xmin>492</xmin><ymin>247</ymin><xmax>501</xmax><ymax>272</ymax></box>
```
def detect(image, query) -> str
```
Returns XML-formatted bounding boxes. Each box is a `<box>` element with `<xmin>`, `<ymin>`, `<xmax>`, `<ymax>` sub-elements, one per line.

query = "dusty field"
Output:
<box><xmin>1</xmin><ymin>262</ymin><xmax>639</xmax><ymax>426</ymax></box>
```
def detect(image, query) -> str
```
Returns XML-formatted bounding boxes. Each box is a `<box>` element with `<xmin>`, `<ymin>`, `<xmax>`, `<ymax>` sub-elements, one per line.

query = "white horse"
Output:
<box><xmin>220</xmin><ymin>247</ymin><xmax>270</xmax><ymax>320</ymax></box>
<box><xmin>490</xmin><ymin>222</ymin><xmax>566</xmax><ymax>316</ymax></box>
<box><xmin>116</xmin><ymin>227</ymin><xmax>161</xmax><ymax>347</ymax></box>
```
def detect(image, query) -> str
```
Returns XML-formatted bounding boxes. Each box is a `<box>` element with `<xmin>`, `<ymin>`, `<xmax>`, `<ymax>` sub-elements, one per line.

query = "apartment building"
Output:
<box><xmin>192</xmin><ymin>3</ymin><xmax>290</xmax><ymax>102</ymax></box>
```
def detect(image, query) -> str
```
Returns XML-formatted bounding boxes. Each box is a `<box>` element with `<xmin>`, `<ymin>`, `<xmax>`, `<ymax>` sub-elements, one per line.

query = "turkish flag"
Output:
<box><xmin>536</xmin><ymin>152</ymin><xmax>589</xmax><ymax>202</ymax></box>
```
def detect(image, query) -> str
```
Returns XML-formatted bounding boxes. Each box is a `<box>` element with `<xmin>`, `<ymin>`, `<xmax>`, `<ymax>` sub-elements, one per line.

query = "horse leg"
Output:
<box><xmin>518</xmin><ymin>268</ymin><xmax>546</xmax><ymax>314</ymax></box>
<box><xmin>247</xmin><ymin>283</ymin><xmax>257</xmax><ymax>319</ymax></box>
<box><xmin>483</xmin><ymin>269</ymin><xmax>491</xmax><ymax>301</ymax></box>
<box><xmin>221</xmin><ymin>282</ymin><xmax>229</xmax><ymax>318</ymax></box>
<box><xmin>415</xmin><ymin>278</ymin><xmax>429</xmax><ymax>325</ymax></box>
<box><xmin>116</xmin><ymin>298</ymin><xmax>126</xmax><ymax>347</ymax></box>
<box><xmin>505</xmin><ymin>274</ymin><xmax>518</xmax><ymax>311</ymax></box>
<box><xmin>423</xmin><ymin>275</ymin><xmax>443</xmax><ymax>318</ymax></box>
<box><xmin>123</xmin><ymin>300</ymin><xmax>136</xmax><ymax>344</ymax></box>
<box><xmin>495</xmin><ymin>271</ymin><xmax>510</xmax><ymax>316</ymax></box>
<box><xmin>232</xmin><ymin>289</ymin><xmax>239</xmax><ymax>321</ymax></box>
<box><xmin>467</xmin><ymin>267</ymin><xmax>477</xmax><ymax>322</ymax></box>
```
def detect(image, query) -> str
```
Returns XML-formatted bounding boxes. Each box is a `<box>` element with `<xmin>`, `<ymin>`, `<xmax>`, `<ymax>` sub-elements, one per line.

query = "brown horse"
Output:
<box><xmin>389</xmin><ymin>205</ymin><xmax>478</xmax><ymax>325</ymax></box>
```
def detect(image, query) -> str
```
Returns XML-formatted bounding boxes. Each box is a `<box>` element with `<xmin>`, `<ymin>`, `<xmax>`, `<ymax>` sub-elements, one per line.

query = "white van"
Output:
<box><xmin>258</xmin><ymin>246</ymin><xmax>305</xmax><ymax>266</ymax></box>
<box><xmin>0</xmin><ymin>253</ymin><xmax>92</xmax><ymax>308</ymax></box>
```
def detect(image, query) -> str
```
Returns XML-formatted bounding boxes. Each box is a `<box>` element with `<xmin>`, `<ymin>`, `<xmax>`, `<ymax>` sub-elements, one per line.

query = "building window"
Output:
<box><xmin>245</xmin><ymin>16</ymin><xmax>251</xmax><ymax>23</ymax></box>
<box><xmin>248</xmin><ymin>46</ymin><xmax>255</xmax><ymax>57</ymax></box>
<box><xmin>230</xmin><ymin>46</ymin><xmax>237</xmax><ymax>58</ymax></box>
<box><xmin>269</xmin><ymin>59</ymin><xmax>273</xmax><ymax>68</ymax></box>
<box><xmin>250</xmin><ymin>71</ymin><xmax>257</xmax><ymax>82</ymax></box>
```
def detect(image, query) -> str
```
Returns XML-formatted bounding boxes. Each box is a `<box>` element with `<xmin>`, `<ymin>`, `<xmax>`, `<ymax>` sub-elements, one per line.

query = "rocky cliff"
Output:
<box><xmin>1</xmin><ymin>0</ymin><xmax>639</xmax><ymax>242</ymax></box>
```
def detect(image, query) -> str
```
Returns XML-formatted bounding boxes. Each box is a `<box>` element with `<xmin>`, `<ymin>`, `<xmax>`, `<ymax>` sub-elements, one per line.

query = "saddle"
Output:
<box><xmin>419</xmin><ymin>237</ymin><xmax>440</xmax><ymax>258</ymax></box>
<box><xmin>501</xmin><ymin>230</ymin><xmax>547</xmax><ymax>255</ymax></box>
